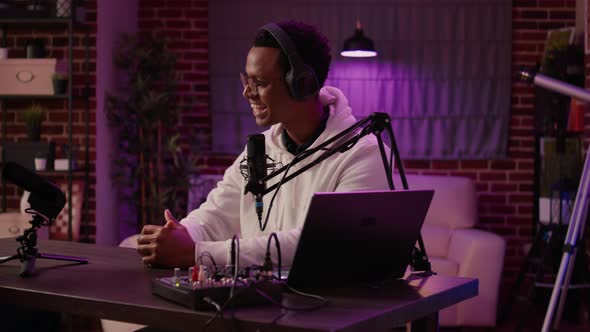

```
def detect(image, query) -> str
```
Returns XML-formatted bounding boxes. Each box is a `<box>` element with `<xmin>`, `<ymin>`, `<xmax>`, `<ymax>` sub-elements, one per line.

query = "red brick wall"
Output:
<box><xmin>586</xmin><ymin>3</ymin><xmax>590</xmax><ymax>135</ymax></box>
<box><xmin>1</xmin><ymin>1</ymin><xmax>97</xmax><ymax>241</ymax></box>
<box><xmin>138</xmin><ymin>0</ymin><xmax>212</xmax><ymax>156</ymax></box>
<box><xmin>488</xmin><ymin>0</ymin><xmax>576</xmax><ymax>302</ymax></box>
<box><xmin>137</xmin><ymin>0</ymin><xmax>578</xmax><ymax>303</ymax></box>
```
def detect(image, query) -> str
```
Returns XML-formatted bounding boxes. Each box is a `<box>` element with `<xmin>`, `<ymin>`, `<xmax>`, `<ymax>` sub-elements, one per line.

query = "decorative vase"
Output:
<box><xmin>27</xmin><ymin>0</ymin><xmax>47</xmax><ymax>12</ymax></box>
<box><xmin>56</xmin><ymin>0</ymin><xmax>71</xmax><ymax>17</ymax></box>
<box><xmin>34</xmin><ymin>157</ymin><xmax>47</xmax><ymax>171</ymax></box>
<box><xmin>52</xmin><ymin>78</ymin><xmax>67</xmax><ymax>94</ymax></box>
<box><xmin>24</xmin><ymin>38</ymin><xmax>45</xmax><ymax>58</ymax></box>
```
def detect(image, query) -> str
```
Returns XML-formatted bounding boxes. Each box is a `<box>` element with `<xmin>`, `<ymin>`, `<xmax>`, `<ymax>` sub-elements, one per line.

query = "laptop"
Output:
<box><xmin>286</xmin><ymin>189</ymin><xmax>434</xmax><ymax>289</ymax></box>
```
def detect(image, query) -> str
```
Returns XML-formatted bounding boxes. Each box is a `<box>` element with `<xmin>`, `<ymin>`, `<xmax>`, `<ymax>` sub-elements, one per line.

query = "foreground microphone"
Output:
<box><xmin>244</xmin><ymin>134</ymin><xmax>267</xmax><ymax>222</ymax></box>
<box><xmin>518</xmin><ymin>66</ymin><xmax>590</xmax><ymax>103</ymax></box>
<box><xmin>2</xmin><ymin>162</ymin><xmax>66</xmax><ymax>220</ymax></box>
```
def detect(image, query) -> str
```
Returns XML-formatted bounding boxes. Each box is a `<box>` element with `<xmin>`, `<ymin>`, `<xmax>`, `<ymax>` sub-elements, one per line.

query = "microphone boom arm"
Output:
<box><xmin>519</xmin><ymin>67</ymin><xmax>590</xmax><ymax>103</ymax></box>
<box><xmin>261</xmin><ymin>112</ymin><xmax>433</xmax><ymax>274</ymax></box>
<box><xmin>519</xmin><ymin>66</ymin><xmax>590</xmax><ymax>331</ymax></box>
<box><xmin>261</xmin><ymin>113</ymin><xmax>375</xmax><ymax>190</ymax></box>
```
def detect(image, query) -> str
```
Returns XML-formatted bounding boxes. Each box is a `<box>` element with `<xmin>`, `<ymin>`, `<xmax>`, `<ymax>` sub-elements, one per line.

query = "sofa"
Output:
<box><xmin>401</xmin><ymin>174</ymin><xmax>506</xmax><ymax>327</ymax></box>
<box><xmin>104</xmin><ymin>173</ymin><xmax>505</xmax><ymax>330</ymax></box>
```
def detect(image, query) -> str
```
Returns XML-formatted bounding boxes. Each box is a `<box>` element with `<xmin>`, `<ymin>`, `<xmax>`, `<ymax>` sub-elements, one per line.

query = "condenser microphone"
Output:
<box><xmin>244</xmin><ymin>134</ymin><xmax>267</xmax><ymax>221</ymax></box>
<box><xmin>2</xmin><ymin>161</ymin><xmax>66</xmax><ymax>220</ymax></box>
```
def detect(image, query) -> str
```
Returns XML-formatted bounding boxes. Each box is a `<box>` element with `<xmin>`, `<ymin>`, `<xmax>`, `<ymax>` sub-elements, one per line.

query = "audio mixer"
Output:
<box><xmin>151</xmin><ymin>267</ymin><xmax>283</xmax><ymax>310</ymax></box>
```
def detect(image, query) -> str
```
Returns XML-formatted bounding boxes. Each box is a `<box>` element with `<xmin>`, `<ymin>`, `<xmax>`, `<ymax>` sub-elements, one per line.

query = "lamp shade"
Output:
<box><xmin>341</xmin><ymin>20</ymin><xmax>377</xmax><ymax>58</ymax></box>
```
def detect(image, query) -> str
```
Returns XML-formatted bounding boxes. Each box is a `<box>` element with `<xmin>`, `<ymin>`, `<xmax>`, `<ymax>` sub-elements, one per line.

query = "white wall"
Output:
<box><xmin>96</xmin><ymin>0</ymin><xmax>138</xmax><ymax>245</ymax></box>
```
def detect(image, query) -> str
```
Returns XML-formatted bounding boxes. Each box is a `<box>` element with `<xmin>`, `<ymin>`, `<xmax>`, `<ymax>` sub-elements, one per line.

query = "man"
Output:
<box><xmin>136</xmin><ymin>20</ymin><xmax>390</xmax><ymax>269</ymax></box>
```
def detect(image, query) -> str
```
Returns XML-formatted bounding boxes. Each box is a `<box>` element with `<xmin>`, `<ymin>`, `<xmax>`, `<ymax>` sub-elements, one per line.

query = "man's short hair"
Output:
<box><xmin>253</xmin><ymin>20</ymin><xmax>331</xmax><ymax>88</ymax></box>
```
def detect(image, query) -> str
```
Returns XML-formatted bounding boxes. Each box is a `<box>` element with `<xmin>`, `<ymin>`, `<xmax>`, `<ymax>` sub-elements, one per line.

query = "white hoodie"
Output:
<box><xmin>180</xmin><ymin>86</ymin><xmax>390</xmax><ymax>267</ymax></box>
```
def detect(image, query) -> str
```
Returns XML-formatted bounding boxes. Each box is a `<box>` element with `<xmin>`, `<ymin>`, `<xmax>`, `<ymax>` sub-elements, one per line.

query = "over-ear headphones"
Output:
<box><xmin>260</xmin><ymin>23</ymin><xmax>320</xmax><ymax>101</ymax></box>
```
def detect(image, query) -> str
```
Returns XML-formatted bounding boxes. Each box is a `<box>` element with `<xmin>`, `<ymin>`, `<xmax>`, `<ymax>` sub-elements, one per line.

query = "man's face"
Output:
<box><xmin>243</xmin><ymin>47</ymin><xmax>298</xmax><ymax>127</ymax></box>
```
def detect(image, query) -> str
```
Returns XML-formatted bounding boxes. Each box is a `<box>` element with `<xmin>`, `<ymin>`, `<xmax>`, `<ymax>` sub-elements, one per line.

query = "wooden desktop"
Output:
<box><xmin>0</xmin><ymin>238</ymin><xmax>477</xmax><ymax>331</ymax></box>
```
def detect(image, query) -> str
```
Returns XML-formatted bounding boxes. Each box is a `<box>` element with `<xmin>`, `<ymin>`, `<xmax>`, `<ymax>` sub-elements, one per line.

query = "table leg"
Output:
<box><xmin>407</xmin><ymin>311</ymin><xmax>439</xmax><ymax>332</ymax></box>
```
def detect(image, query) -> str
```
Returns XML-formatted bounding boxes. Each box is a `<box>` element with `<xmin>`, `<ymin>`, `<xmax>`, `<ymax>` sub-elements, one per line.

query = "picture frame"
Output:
<box><xmin>541</xmin><ymin>27</ymin><xmax>575</xmax><ymax>72</ymax></box>
<box><xmin>587</xmin><ymin>0</ymin><xmax>590</xmax><ymax>54</ymax></box>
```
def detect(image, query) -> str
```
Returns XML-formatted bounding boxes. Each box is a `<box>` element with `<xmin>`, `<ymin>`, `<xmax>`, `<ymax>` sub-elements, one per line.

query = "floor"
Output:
<box><xmin>463</xmin><ymin>290</ymin><xmax>590</xmax><ymax>332</ymax></box>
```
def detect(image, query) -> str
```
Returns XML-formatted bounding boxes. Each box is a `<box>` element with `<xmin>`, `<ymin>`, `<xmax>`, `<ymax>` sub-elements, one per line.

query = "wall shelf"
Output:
<box><xmin>0</xmin><ymin>7</ymin><xmax>89</xmax><ymax>242</ymax></box>
<box><xmin>0</xmin><ymin>94</ymin><xmax>69</xmax><ymax>99</ymax></box>
<box><xmin>0</xmin><ymin>17</ymin><xmax>72</xmax><ymax>24</ymax></box>
<box><xmin>37</xmin><ymin>170</ymin><xmax>87</xmax><ymax>178</ymax></box>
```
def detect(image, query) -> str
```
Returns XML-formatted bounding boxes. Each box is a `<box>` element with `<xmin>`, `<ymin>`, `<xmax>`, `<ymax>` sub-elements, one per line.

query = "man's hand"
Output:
<box><xmin>137</xmin><ymin>209</ymin><xmax>196</xmax><ymax>268</ymax></box>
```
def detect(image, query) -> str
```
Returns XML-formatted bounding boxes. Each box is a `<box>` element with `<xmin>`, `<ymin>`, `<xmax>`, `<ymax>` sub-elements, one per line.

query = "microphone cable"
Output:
<box><xmin>255</xmin><ymin>279</ymin><xmax>328</xmax><ymax>311</ymax></box>
<box><xmin>259</xmin><ymin>122</ymin><xmax>367</xmax><ymax>231</ymax></box>
<box><xmin>384</xmin><ymin>126</ymin><xmax>395</xmax><ymax>180</ymax></box>
<box><xmin>259</xmin><ymin>148</ymin><xmax>306</xmax><ymax>231</ymax></box>
<box><xmin>229</xmin><ymin>235</ymin><xmax>240</xmax><ymax>299</ymax></box>
<box><xmin>262</xmin><ymin>232</ymin><xmax>281</xmax><ymax>281</ymax></box>
<box><xmin>196</xmin><ymin>251</ymin><xmax>218</xmax><ymax>271</ymax></box>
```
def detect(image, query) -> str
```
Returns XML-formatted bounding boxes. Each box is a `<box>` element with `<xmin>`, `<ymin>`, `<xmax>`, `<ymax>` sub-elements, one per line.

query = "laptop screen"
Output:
<box><xmin>286</xmin><ymin>189</ymin><xmax>434</xmax><ymax>289</ymax></box>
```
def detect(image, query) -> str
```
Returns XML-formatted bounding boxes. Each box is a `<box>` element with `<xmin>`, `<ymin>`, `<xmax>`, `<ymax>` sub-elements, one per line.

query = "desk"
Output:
<box><xmin>0</xmin><ymin>239</ymin><xmax>477</xmax><ymax>331</ymax></box>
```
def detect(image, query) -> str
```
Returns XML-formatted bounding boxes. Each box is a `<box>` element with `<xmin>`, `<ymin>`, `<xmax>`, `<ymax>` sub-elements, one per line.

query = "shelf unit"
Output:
<box><xmin>0</xmin><ymin>10</ymin><xmax>90</xmax><ymax>242</ymax></box>
<box><xmin>0</xmin><ymin>94</ymin><xmax>69</xmax><ymax>99</ymax></box>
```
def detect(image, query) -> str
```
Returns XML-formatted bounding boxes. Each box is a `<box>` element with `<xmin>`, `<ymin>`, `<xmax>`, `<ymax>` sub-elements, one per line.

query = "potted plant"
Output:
<box><xmin>52</xmin><ymin>72</ymin><xmax>68</xmax><ymax>95</ymax></box>
<box><xmin>106</xmin><ymin>33</ymin><xmax>201</xmax><ymax>231</ymax></box>
<box><xmin>21</xmin><ymin>103</ymin><xmax>45</xmax><ymax>141</ymax></box>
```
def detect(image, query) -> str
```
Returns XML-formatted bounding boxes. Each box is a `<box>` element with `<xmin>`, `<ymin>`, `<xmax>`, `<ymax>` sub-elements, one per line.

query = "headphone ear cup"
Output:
<box><xmin>291</xmin><ymin>65</ymin><xmax>319</xmax><ymax>101</ymax></box>
<box><xmin>284</xmin><ymin>68</ymin><xmax>298</xmax><ymax>100</ymax></box>
<box><xmin>260</xmin><ymin>24</ymin><xmax>320</xmax><ymax>101</ymax></box>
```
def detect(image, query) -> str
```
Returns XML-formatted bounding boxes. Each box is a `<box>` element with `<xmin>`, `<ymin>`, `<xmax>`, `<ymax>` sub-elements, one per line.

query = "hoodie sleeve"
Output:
<box><xmin>334</xmin><ymin>139</ymin><xmax>393</xmax><ymax>192</ymax></box>
<box><xmin>179</xmin><ymin>153</ymin><xmax>245</xmax><ymax>264</ymax></box>
<box><xmin>197</xmin><ymin>228</ymin><xmax>301</xmax><ymax>268</ymax></box>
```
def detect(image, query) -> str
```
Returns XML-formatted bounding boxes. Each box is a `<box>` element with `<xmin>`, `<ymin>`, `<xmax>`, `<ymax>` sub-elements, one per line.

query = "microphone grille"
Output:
<box><xmin>247</xmin><ymin>134</ymin><xmax>266</xmax><ymax>163</ymax></box>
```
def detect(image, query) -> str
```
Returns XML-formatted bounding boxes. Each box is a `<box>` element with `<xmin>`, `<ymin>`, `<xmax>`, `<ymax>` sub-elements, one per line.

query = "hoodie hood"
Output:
<box><xmin>265</xmin><ymin>86</ymin><xmax>358</xmax><ymax>156</ymax></box>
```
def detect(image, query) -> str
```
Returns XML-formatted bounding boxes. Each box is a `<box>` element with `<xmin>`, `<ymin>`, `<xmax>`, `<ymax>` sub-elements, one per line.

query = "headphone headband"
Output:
<box><xmin>261</xmin><ymin>23</ymin><xmax>306</xmax><ymax>75</ymax></box>
<box><xmin>260</xmin><ymin>23</ymin><xmax>319</xmax><ymax>101</ymax></box>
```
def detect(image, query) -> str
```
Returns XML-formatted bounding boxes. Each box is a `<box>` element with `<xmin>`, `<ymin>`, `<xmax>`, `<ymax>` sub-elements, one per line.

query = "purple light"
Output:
<box><xmin>340</xmin><ymin>50</ymin><xmax>377</xmax><ymax>58</ymax></box>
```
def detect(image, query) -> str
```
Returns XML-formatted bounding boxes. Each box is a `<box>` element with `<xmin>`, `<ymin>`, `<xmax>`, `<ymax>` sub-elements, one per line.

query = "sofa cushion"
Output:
<box><xmin>429</xmin><ymin>256</ymin><xmax>459</xmax><ymax>277</ymax></box>
<box><xmin>120</xmin><ymin>234</ymin><xmax>139</xmax><ymax>248</ymax></box>
<box><xmin>402</xmin><ymin>174</ymin><xmax>477</xmax><ymax>229</ymax></box>
<box><xmin>421</xmin><ymin>224</ymin><xmax>452</xmax><ymax>258</ymax></box>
